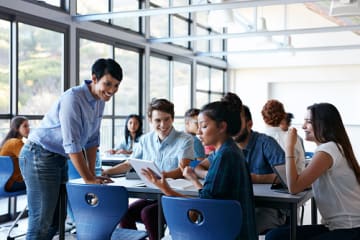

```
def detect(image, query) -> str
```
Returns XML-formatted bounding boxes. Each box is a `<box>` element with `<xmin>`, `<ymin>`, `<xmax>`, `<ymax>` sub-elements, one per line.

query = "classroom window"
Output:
<box><xmin>18</xmin><ymin>23</ymin><xmax>64</xmax><ymax>115</ymax></box>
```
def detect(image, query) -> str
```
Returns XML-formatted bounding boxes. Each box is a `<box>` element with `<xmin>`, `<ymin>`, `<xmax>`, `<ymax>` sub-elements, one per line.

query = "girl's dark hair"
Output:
<box><xmin>147</xmin><ymin>98</ymin><xmax>175</xmax><ymax>119</ymax></box>
<box><xmin>200</xmin><ymin>92</ymin><xmax>242</xmax><ymax>136</ymax></box>
<box><xmin>124</xmin><ymin>114</ymin><xmax>143</xmax><ymax>145</ymax></box>
<box><xmin>92</xmin><ymin>58</ymin><xmax>123</xmax><ymax>82</ymax></box>
<box><xmin>0</xmin><ymin>116</ymin><xmax>28</xmax><ymax>147</ymax></box>
<box><xmin>309</xmin><ymin>103</ymin><xmax>360</xmax><ymax>184</ymax></box>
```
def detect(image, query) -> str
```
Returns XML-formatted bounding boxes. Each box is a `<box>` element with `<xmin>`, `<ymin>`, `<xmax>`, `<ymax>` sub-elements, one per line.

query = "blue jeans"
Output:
<box><xmin>19</xmin><ymin>142</ymin><xmax>68</xmax><ymax>240</ymax></box>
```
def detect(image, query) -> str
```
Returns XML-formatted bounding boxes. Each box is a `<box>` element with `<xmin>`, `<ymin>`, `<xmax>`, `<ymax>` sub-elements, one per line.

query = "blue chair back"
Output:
<box><xmin>67</xmin><ymin>159</ymin><xmax>81</xmax><ymax>179</ymax></box>
<box><xmin>66</xmin><ymin>183</ymin><xmax>132</xmax><ymax>240</ymax></box>
<box><xmin>0</xmin><ymin>156</ymin><xmax>26</xmax><ymax>198</ymax></box>
<box><xmin>161</xmin><ymin>196</ymin><xmax>242</xmax><ymax>240</ymax></box>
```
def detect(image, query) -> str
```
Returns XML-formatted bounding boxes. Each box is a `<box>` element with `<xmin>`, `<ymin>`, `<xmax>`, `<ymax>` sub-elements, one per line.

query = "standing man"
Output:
<box><xmin>19</xmin><ymin>58</ymin><xmax>123</xmax><ymax>240</ymax></box>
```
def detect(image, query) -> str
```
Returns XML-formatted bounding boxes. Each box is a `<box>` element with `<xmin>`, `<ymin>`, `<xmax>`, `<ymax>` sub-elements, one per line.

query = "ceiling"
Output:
<box><xmin>73</xmin><ymin>0</ymin><xmax>360</xmax><ymax>68</ymax></box>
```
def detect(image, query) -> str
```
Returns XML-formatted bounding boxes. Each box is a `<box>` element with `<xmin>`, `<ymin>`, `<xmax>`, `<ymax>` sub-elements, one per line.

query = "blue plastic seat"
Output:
<box><xmin>66</xmin><ymin>182</ymin><xmax>148</xmax><ymax>240</ymax></box>
<box><xmin>161</xmin><ymin>196</ymin><xmax>243</xmax><ymax>240</ymax></box>
<box><xmin>0</xmin><ymin>156</ymin><xmax>27</xmax><ymax>240</ymax></box>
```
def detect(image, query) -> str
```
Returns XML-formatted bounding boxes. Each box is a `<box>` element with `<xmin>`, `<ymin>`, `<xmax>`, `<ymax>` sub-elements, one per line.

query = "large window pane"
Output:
<box><xmin>196</xmin><ymin>92</ymin><xmax>208</xmax><ymax>109</ymax></box>
<box><xmin>150</xmin><ymin>56</ymin><xmax>170</xmax><ymax>99</ymax></box>
<box><xmin>210</xmin><ymin>68</ymin><xmax>224</xmax><ymax>92</ymax></box>
<box><xmin>100</xmin><ymin>118</ymin><xmax>112</xmax><ymax>151</ymax></box>
<box><xmin>196</xmin><ymin>27</ymin><xmax>209</xmax><ymax>52</ymax></box>
<box><xmin>112</xmin><ymin>0</ymin><xmax>139</xmax><ymax>32</ymax></box>
<box><xmin>114</xmin><ymin>48</ymin><xmax>139</xmax><ymax>116</ymax></box>
<box><xmin>150</xmin><ymin>14</ymin><xmax>169</xmax><ymax>38</ymax></box>
<box><xmin>77</xmin><ymin>0</ymin><xmax>108</xmax><ymax>14</ymax></box>
<box><xmin>0</xmin><ymin>20</ymin><xmax>10</xmax><ymax>114</ymax></box>
<box><xmin>172</xmin><ymin>16</ymin><xmax>189</xmax><ymax>48</ymax></box>
<box><xmin>18</xmin><ymin>23</ymin><xmax>64</xmax><ymax>115</ymax></box>
<box><xmin>79</xmin><ymin>39</ymin><xmax>112</xmax><ymax>115</ymax></box>
<box><xmin>196</xmin><ymin>65</ymin><xmax>209</xmax><ymax>91</ymax></box>
<box><xmin>173</xmin><ymin>61</ymin><xmax>191</xmax><ymax>116</ymax></box>
<box><xmin>113</xmin><ymin>118</ymin><xmax>126</xmax><ymax>150</ymax></box>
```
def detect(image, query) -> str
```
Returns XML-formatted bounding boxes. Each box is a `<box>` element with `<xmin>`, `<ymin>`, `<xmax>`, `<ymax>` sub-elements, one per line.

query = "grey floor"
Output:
<box><xmin>2</xmin><ymin>195</ymin><xmax>320</xmax><ymax>240</ymax></box>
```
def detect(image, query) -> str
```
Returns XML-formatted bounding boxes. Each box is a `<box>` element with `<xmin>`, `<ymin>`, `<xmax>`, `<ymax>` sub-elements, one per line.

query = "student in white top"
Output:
<box><xmin>266</xmin><ymin>103</ymin><xmax>360</xmax><ymax>240</ymax></box>
<box><xmin>261</xmin><ymin>99</ymin><xmax>305</xmax><ymax>174</ymax></box>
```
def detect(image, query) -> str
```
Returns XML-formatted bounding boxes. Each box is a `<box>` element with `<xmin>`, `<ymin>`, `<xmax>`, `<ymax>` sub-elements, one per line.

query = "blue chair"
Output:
<box><xmin>66</xmin><ymin>182</ymin><xmax>148</xmax><ymax>240</ymax></box>
<box><xmin>161</xmin><ymin>196</ymin><xmax>242</xmax><ymax>240</ymax></box>
<box><xmin>0</xmin><ymin>156</ymin><xmax>27</xmax><ymax>240</ymax></box>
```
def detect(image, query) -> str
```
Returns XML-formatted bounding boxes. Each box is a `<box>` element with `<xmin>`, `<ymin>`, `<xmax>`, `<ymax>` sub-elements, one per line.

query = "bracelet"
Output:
<box><xmin>286</xmin><ymin>156</ymin><xmax>296</xmax><ymax>158</ymax></box>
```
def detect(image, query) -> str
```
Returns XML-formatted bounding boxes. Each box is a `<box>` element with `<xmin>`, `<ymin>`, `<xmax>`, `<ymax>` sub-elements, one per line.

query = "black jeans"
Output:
<box><xmin>265</xmin><ymin>224</ymin><xmax>360</xmax><ymax>240</ymax></box>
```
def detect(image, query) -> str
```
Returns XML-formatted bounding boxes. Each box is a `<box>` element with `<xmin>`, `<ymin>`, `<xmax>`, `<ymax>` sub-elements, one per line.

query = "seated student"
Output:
<box><xmin>234</xmin><ymin>105</ymin><xmax>286</xmax><ymax>234</ymax></box>
<box><xmin>102</xmin><ymin>98</ymin><xmax>194</xmax><ymax>240</ymax></box>
<box><xmin>266</xmin><ymin>103</ymin><xmax>360</xmax><ymax>240</ymax></box>
<box><xmin>107</xmin><ymin>114</ymin><xmax>143</xmax><ymax>155</ymax></box>
<box><xmin>0</xmin><ymin>116</ymin><xmax>30</xmax><ymax>192</ymax></box>
<box><xmin>280</xmin><ymin>112</ymin><xmax>294</xmax><ymax>131</ymax></box>
<box><xmin>142</xmin><ymin>95</ymin><xmax>257</xmax><ymax>240</ymax></box>
<box><xmin>261</xmin><ymin>99</ymin><xmax>305</xmax><ymax>174</ymax></box>
<box><xmin>184</xmin><ymin>108</ymin><xmax>206</xmax><ymax>161</ymax></box>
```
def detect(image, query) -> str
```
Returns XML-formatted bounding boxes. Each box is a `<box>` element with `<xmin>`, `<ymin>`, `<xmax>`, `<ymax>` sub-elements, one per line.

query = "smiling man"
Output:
<box><xmin>103</xmin><ymin>98</ymin><xmax>194</xmax><ymax>240</ymax></box>
<box><xmin>19</xmin><ymin>58</ymin><xmax>123</xmax><ymax>240</ymax></box>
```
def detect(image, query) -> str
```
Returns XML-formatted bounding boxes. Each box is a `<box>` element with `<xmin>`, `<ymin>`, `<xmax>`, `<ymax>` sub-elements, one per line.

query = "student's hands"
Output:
<box><xmin>183</xmin><ymin>166</ymin><xmax>197</xmax><ymax>181</ymax></box>
<box><xmin>141</xmin><ymin>168</ymin><xmax>172</xmax><ymax>194</ymax></box>
<box><xmin>115</xmin><ymin>149</ymin><xmax>132</xmax><ymax>155</ymax></box>
<box><xmin>286</xmin><ymin>127</ymin><xmax>298</xmax><ymax>150</ymax></box>
<box><xmin>84</xmin><ymin>175</ymin><xmax>114</xmax><ymax>184</ymax></box>
<box><xmin>106</xmin><ymin>149</ymin><xmax>116</xmax><ymax>155</ymax></box>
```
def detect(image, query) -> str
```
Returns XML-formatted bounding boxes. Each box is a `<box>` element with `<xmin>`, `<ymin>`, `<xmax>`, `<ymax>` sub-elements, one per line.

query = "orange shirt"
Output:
<box><xmin>0</xmin><ymin>138</ymin><xmax>24</xmax><ymax>191</ymax></box>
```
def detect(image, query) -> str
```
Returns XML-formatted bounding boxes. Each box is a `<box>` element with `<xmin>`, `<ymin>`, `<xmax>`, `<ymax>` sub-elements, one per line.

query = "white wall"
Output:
<box><xmin>229</xmin><ymin>64</ymin><xmax>360</xmax><ymax>159</ymax></box>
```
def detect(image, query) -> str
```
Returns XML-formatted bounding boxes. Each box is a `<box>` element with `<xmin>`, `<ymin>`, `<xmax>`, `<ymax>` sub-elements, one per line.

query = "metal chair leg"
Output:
<box><xmin>6</xmin><ymin>204</ymin><xmax>27</xmax><ymax>240</ymax></box>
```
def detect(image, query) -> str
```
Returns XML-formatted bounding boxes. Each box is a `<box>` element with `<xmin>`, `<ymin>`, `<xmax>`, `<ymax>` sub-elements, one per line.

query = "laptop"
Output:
<box><xmin>271</xmin><ymin>164</ymin><xmax>311</xmax><ymax>193</ymax></box>
<box><xmin>271</xmin><ymin>164</ymin><xmax>290</xmax><ymax>193</ymax></box>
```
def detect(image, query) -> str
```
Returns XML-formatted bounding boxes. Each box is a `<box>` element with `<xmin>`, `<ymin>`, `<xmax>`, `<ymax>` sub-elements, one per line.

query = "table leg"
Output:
<box><xmin>311</xmin><ymin>197</ymin><xmax>317</xmax><ymax>225</ymax></box>
<box><xmin>290</xmin><ymin>204</ymin><xmax>297</xmax><ymax>240</ymax></box>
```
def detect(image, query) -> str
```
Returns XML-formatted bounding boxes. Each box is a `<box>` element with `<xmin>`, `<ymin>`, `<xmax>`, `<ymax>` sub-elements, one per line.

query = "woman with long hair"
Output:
<box><xmin>266</xmin><ymin>103</ymin><xmax>360</xmax><ymax>240</ymax></box>
<box><xmin>0</xmin><ymin>116</ymin><xmax>30</xmax><ymax>192</ymax></box>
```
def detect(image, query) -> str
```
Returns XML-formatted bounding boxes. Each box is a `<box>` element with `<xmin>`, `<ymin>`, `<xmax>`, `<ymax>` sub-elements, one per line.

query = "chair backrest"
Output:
<box><xmin>0</xmin><ymin>156</ymin><xmax>26</xmax><ymax>198</ymax></box>
<box><xmin>161</xmin><ymin>196</ymin><xmax>242</xmax><ymax>240</ymax></box>
<box><xmin>66</xmin><ymin>183</ymin><xmax>129</xmax><ymax>240</ymax></box>
<box><xmin>67</xmin><ymin>159</ymin><xmax>81</xmax><ymax>180</ymax></box>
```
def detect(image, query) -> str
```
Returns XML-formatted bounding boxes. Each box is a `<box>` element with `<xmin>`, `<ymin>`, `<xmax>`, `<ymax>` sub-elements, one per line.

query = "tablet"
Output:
<box><xmin>128</xmin><ymin>158</ymin><xmax>161</xmax><ymax>188</ymax></box>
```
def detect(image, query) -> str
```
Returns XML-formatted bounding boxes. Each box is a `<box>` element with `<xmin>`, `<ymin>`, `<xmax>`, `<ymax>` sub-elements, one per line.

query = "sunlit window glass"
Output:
<box><xmin>100</xmin><ymin>118</ymin><xmax>112</xmax><ymax>151</ymax></box>
<box><xmin>112</xmin><ymin>0</ymin><xmax>139</xmax><ymax>32</ymax></box>
<box><xmin>210</xmin><ymin>68</ymin><xmax>224</xmax><ymax>92</ymax></box>
<box><xmin>172</xmin><ymin>16</ymin><xmax>189</xmax><ymax>48</ymax></box>
<box><xmin>114</xmin><ymin>48</ymin><xmax>139</xmax><ymax>116</ymax></box>
<box><xmin>173</xmin><ymin>61</ymin><xmax>191</xmax><ymax>116</ymax></box>
<box><xmin>0</xmin><ymin>20</ymin><xmax>10</xmax><ymax>115</ymax></box>
<box><xmin>196</xmin><ymin>27</ymin><xmax>209</xmax><ymax>52</ymax></box>
<box><xmin>196</xmin><ymin>64</ymin><xmax>209</xmax><ymax>91</ymax></box>
<box><xmin>18</xmin><ymin>23</ymin><xmax>64</xmax><ymax>115</ymax></box>
<box><xmin>150</xmin><ymin>56</ymin><xmax>170</xmax><ymax>99</ymax></box>
<box><xmin>77</xmin><ymin>0</ymin><xmax>108</xmax><ymax>14</ymax></box>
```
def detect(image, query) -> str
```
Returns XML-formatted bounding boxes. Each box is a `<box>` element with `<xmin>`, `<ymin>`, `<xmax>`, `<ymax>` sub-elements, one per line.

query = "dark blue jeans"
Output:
<box><xmin>19</xmin><ymin>142</ymin><xmax>68</xmax><ymax>240</ymax></box>
<box><xmin>265</xmin><ymin>224</ymin><xmax>360</xmax><ymax>240</ymax></box>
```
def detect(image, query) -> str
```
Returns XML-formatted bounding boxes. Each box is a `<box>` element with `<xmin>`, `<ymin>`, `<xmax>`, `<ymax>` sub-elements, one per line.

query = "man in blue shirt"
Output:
<box><xmin>184</xmin><ymin>108</ymin><xmax>206</xmax><ymax>162</ymax></box>
<box><xmin>234</xmin><ymin>105</ymin><xmax>286</xmax><ymax>234</ymax></box>
<box><xmin>19</xmin><ymin>58</ymin><xmax>123</xmax><ymax>240</ymax></box>
<box><xmin>103</xmin><ymin>98</ymin><xmax>194</xmax><ymax>240</ymax></box>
